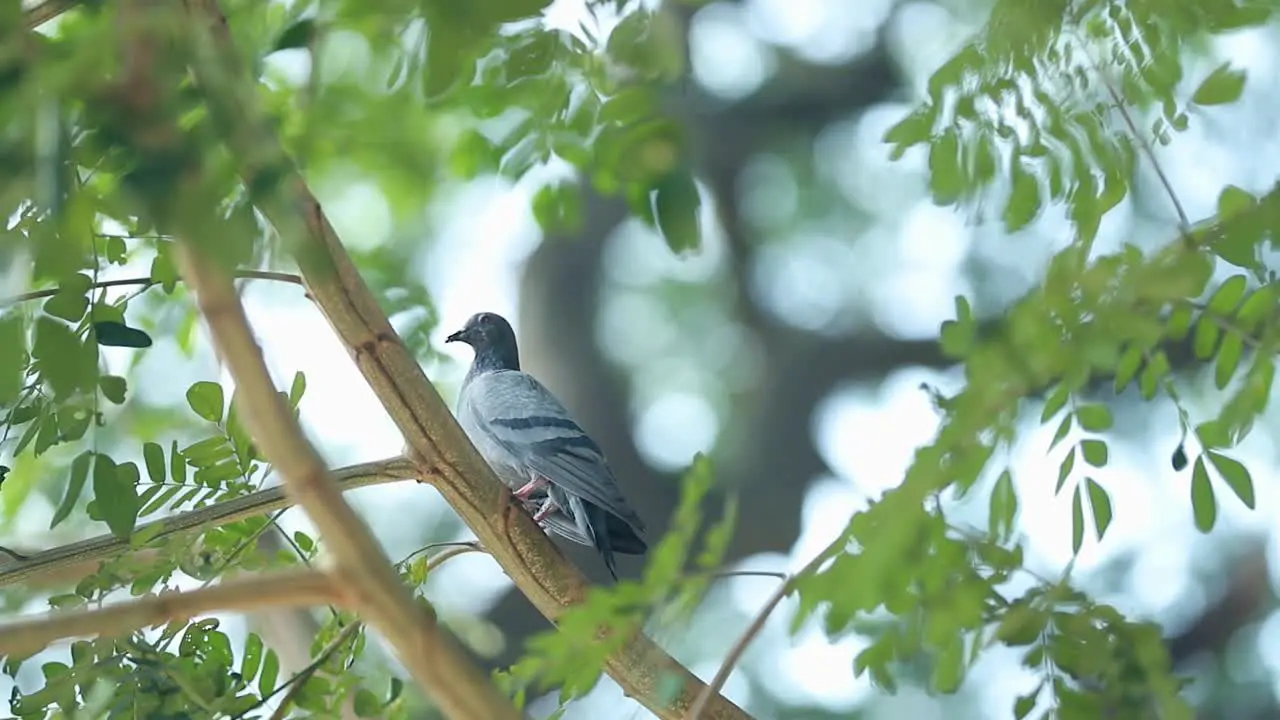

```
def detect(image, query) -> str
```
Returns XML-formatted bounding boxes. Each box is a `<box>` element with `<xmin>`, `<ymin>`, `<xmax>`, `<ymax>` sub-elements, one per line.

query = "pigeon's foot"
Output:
<box><xmin>513</xmin><ymin>476</ymin><xmax>548</xmax><ymax>500</ymax></box>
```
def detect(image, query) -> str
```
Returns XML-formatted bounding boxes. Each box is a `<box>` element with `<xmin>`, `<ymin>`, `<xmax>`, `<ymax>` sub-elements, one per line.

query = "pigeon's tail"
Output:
<box><xmin>584</xmin><ymin>502</ymin><xmax>620</xmax><ymax>580</ymax></box>
<box><xmin>605</xmin><ymin>514</ymin><xmax>648</xmax><ymax>555</ymax></box>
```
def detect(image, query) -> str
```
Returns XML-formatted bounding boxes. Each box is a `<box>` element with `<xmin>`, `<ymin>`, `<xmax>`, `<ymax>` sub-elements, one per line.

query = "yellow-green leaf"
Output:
<box><xmin>1215</xmin><ymin>332</ymin><xmax>1244</xmax><ymax>389</ymax></box>
<box><xmin>1084</xmin><ymin>477</ymin><xmax>1112</xmax><ymax>540</ymax></box>
<box><xmin>1192</xmin><ymin>63</ymin><xmax>1246</xmax><ymax>106</ymax></box>
<box><xmin>1206</xmin><ymin>450</ymin><xmax>1254</xmax><ymax>509</ymax></box>
<box><xmin>1190</xmin><ymin>456</ymin><xmax>1217</xmax><ymax>532</ymax></box>
<box><xmin>1071</xmin><ymin>483</ymin><xmax>1085</xmax><ymax>554</ymax></box>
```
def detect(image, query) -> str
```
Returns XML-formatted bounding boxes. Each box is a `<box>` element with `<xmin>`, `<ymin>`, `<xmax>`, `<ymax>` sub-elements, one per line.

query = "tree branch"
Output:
<box><xmin>179</xmin><ymin>2</ymin><xmax>751</xmax><ymax>718</ymax></box>
<box><xmin>23</xmin><ymin>0</ymin><xmax>77</xmax><ymax>29</ymax></box>
<box><xmin>0</xmin><ymin>269</ymin><xmax>304</xmax><ymax>307</ymax></box>
<box><xmin>0</xmin><ymin>568</ymin><xmax>335</xmax><ymax>657</ymax></box>
<box><xmin>173</xmin><ymin>243</ymin><xmax>519</xmax><ymax>719</ymax></box>
<box><xmin>0</xmin><ymin>457</ymin><xmax>415</xmax><ymax>591</ymax></box>
<box><xmin>686</xmin><ymin>536</ymin><xmax>845</xmax><ymax>720</ymax></box>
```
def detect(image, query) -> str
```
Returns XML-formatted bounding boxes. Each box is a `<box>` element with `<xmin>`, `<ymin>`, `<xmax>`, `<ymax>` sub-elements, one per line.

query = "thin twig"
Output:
<box><xmin>264</xmin><ymin>620</ymin><xmax>364</xmax><ymax>720</ymax></box>
<box><xmin>0</xmin><ymin>568</ymin><xmax>336</xmax><ymax>657</ymax></box>
<box><xmin>0</xmin><ymin>456</ymin><xmax>416</xmax><ymax>591</ymax></box>
<box><xmin>686</xmin><ymin>537</ymin><xmax>847</xmax><ymax>720</ymax></box>
<box><xmin>0</xmin><ymin>269</ymin><xmax>304</xmax><ymax>307</ymax></box>
<box><xmin>1074</xmin><ymin>30</ymin><xmax>1191</xmax><ymax>238</ymax></box>
<box><xmin>397</xmin><ymin>541</ymin><xmax>485</xmax><ymax>569</ymax></box>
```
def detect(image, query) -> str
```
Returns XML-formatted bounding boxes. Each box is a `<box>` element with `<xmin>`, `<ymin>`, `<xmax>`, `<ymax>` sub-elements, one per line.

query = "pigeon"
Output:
<box><xmin>447</xmin><ymin>311</ymin><xmax>648</xmax><ymax>579</ymax></box>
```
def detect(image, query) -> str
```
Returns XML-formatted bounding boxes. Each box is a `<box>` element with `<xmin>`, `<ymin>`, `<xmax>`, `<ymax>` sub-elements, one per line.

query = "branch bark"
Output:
<box><xmin>0</xmin><ymin>457</ymin><xmax>415</xmax><ymax>591</ymax></box>
<box><xmin>0</xmin><ymin>568</ymin><xmax>335</xmax><ymax>657</ymax></box>
<box><xmin>178</xmin><ymin>1</ymin><xmax>751</xmax><ymax>718</ymax></box>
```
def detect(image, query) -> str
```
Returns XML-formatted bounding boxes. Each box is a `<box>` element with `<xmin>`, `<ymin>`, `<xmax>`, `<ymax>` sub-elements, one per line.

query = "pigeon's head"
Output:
<box><xmin>447</xmin><ymin>312</ymin><xmax>520</xmax><ymax>370</ymax></box>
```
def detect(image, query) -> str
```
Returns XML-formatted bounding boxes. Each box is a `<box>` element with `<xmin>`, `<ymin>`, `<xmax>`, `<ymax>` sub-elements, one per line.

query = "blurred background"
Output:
<box><xmin>7</xmin><ymin>0</ymin><xmax>1280</xmax><ymax>718</ymax></box>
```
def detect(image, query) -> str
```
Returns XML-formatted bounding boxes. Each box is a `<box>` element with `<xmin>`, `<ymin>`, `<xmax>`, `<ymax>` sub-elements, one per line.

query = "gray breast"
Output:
<box><xmin>457</xmin><ymin>382</ymin><xmax>534</xmax><ymax>492</ymax></box>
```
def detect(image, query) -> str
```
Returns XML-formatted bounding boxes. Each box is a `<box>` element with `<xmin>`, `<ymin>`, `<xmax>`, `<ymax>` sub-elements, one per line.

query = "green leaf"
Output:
<box><xmin>288</xmin><ymin>371</ymin><xmax>306</xmax><ymax>407</ymax></box>
<box><xmin>1055</xmin><ymin>447</ymin><xmax>1075</xmax><ymax>494</ymax></box>
<box><xmin>931</xmin><ymin>636</ymin><xmax>965</xmax><ymax>694</ymax></box>
<box><xmin>1196</xmin><ymin>419</ymin><xmax>1232</xmax><ymax>449</ymax></box>
<box><xmin>1071</xmin><ymin>483</ymin><xmax>1085</xmax><ymax>554</ymax></box>
<box><xmin>143</xmin><ymin>442</ymin><xmax>165</xmax><ymax>484</ymax></box>
<box><xmin>92</xmin><ymin>455</ymin><xmax>140</xmax><ymax>539</ymax></box>
<box><xmin>1049</xmin><ymin>413</ymin><xmax>1073</xmax><ymax>452</ymax></box>
<box><xmin>1193</xmin><ymin>318</ymin><xmax>1220</xmax><ymax>359</ymax></box>
<box><xmin>1208</xmin><ymin>275</ymin><xmax>1248</xmax><ymax>314</ymax></box>
<box><xmin>170</xmin><ymin>439</ymin><xmax>187</xmax><ymax>484</ymax></box>
<box><xmin>1215</xmin><ymin>332</ymin><xmax>1244</xmax><ymax>389</ymax></box>
<box><xmin>0</xmin><ymin>314</ymin><xmax>24</xmax><ymax>406</ymax></box>
<box><xmin>1003</xmin><ymin>161</ymin><xmax>1041</xmax><ymax>231</ymax></box>
<box><xmin>1139</xmin><ymin>351</ymin><xmax>1171</xmax><ymax>399</ymax></box>
<box><xmin>940</xmin><ymin>296</ymin><xmax>977</xmax><ymax>359</ymax></box>
<box><xmin>1040</xmin><ymin>384</ymin><xmax>1069</xmax><ymax>423</ymax></box>
<box><xmin>1192</xmin><ymin>63</ymin><xmax>1246</xmax><ymax>106</ymax></box>
<box><xmin>98</xmin><ymin>375</ymin><xmax>127</xmax><ymax>404</ymax></box>
<box><xmin>988</xmin><ymin>469</ymin><xmax>1017</xmax><ymax>541</ymax></box>
<box><xmin>274</xmin><ymin>19</ymin><xmax>316</xmax><ymax>51</ymax></box>
<box><xmin>242</xmin><ymin>633</ymin><xmax>263</xmax><ymax>682</ymax></box>
<box><xmin>1080</xmin><ymin>439</ymin><xmax>1108</xmax><ymax>467</ymax></box>
<box><xmin>353</xmin><ymin>689</ymin><xmax>381</xmax><ymax>717</ymax></box>
<box><xmin>50</xmin><ymin>451</ymin><xmax>92</xmax><ymax>529</ymax></box>
<box><xmin>650</xmin><ymin>169</ymin><xmax>701</xmax><ymax>254</ymax></box>
<box><xmin>186</xmin><ymin>381</ymin><xmax>225</xmax><ymax>423</ymax></box>
<box><xmin>1206</xmin><ymin>451</ymin><xmax>1254</xmax><ymax>509</ymax></box>
<box><xmin>149</xmin><ymin>246</ymin><xmax>178</xmax><ymax>293</ymax></box>
<box><xmin>532</xmin><ymin>180</ymin><xmax>585</xmax><ymax>233</ymax></box>
<box><xmin>1013</xmin><ymin>687</ymin><xmax>1041</xmax><ymax>719</ymax></box>
<box><xmin>1216</xmin><ymin>180</ymin><xmax>1259</xmax><ymax>216</ymax></box>
<box><xmin>42</xmin><ymin>273</ymin><xmax>91</xmax><ymax>322</ymax></box>
<box><xmin>1084</xmin><ymin>478</ymin><xmax>1113</xmax><ymax>540</ymax></box>
<box><xmin>259</xmin><ymin>648</ymin><xmax>279</xmax><ymax>695</ymax></box>
<box><xmin>1190</xmin><ymin>455</ymin><xmax>1217</xmax><ymax>532</ymax></box>
<box><xmin>882</xmin><ymin>107</ymin><xmax>934</xmax><ymax>153</ymax></box>
<box><xmin>34</xmin><ymin>316</ymin><xmax>95</xmax><ymax>398</ymax></box>
<box><xmin>93</xmin><ymin>320</ymin><xmax>153</xmax><ymax>348</ymax></box>
<box><xmin>1075</xmin><ymin>404</ymin><xmax>1112</xmax><ymax>432</ymax></box>
<box><xmin>1166</xmin><ymin>305</ymin><xmax>1195</xmax><ymax>340</ymax></box>
<box><xmin>1113</xmin><ymin>345</ymin><xmax>1143</xmax><ymax>392</ymax></box>
<box><xmin>1236</xmin><ymin>286</ymin><xmax>1275</xmax><ymax>332</ymax></box>
<box><xmin>928</xmin><ymin>129</ymin><xmax>963</xmax><ymax>204</ymax></box>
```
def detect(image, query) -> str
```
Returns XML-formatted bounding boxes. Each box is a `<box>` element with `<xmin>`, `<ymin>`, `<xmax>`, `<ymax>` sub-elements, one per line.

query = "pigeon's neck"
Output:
<box><xmin>469</xmin><ymin>343</ymin><xmax>520</xmax><ymax>377</ymax></box>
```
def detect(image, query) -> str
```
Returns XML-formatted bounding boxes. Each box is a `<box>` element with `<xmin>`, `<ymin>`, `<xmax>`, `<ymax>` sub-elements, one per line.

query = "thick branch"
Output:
<box><xmin>0</xmin><ymin>568</ymin><xmax>335</xmax><ymax>657</ymax></box>
<box><xmin>174</xmin><ymin>243</ymin><xmax>518</xmax><ymax>719</ymax></box>
<box><xmin>180</xmin><ymin>2</ymin><xmax>750</xmax><ymax>718</ymax></box>
<box><xmin>0</xmin><ymin>457</ymin><xmax>414</xmax><ymax>591</ymax></box>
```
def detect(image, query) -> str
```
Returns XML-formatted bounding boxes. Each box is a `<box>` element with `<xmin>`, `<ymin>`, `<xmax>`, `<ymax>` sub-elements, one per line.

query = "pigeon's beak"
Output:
<box><xmin>445</xmin><ymin>329</ymin><xmax>465</xmax><ymax>344</ymax></box>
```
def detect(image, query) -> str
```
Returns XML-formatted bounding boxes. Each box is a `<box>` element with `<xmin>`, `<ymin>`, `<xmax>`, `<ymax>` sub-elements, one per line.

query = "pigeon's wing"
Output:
<box><xmin>464</xmin><ymin>370</ymin><xmax>646</xmax><ymax>534</ymax></box>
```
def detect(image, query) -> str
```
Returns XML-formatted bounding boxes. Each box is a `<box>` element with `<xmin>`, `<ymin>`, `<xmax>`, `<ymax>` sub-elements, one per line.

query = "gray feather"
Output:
<box><xmin>458</xmin><ymin>369</ymin><xmax>646</xmax><ymax>536</ymax></box>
